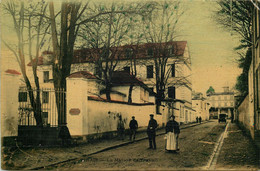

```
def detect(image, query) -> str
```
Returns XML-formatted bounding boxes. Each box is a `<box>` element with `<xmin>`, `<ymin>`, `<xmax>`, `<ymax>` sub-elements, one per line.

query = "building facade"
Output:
<box><xmin>22</xmin><ymin>41</ymin><xmax>194</xmax><ymax>127</ymax></box>
<box><xmin>192</xmin><ymin>92</ymin><xmax>210</xmax><ymax>121</ymax></box>
<box><xmin>248</xmin><ymin>0</ymin><xmax>260</xmax><ymax>139</ymax></box>
<box><xmin>207</xmin><ymin>87</ymin><xmax>235</xmax><ymax>118</ymax></box>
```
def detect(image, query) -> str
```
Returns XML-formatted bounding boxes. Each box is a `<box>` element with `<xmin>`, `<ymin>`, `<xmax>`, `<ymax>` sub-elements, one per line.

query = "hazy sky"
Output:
<box><xmin>178</xmin><ymin>0</ymin><xmax>242</xmax><ymax>94</ymax></box>
<box><xmin>0</xmin><ymin>0</ymin><xmax>242</xmax><ymax>95</ymax></box>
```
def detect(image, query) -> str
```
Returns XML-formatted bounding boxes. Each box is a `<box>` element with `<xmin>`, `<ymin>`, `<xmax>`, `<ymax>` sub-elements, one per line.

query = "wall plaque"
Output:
<box><xmin>69</xmin><ymin>108</ymin><xmax>80</xmax><ymax>115</ymax></box>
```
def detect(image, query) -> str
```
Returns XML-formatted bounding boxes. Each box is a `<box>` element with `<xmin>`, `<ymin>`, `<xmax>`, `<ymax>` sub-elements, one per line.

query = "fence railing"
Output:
<box><xmin>18</xmin><ymin>87</ymin><xmax>66</xmax><ymax>127</ymax></box>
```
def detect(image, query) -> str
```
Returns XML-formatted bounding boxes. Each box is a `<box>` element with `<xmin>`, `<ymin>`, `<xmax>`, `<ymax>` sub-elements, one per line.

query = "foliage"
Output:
<box><xmin>206</xmin><ymin>86</ymin><xmax>215</xmax><ymax>94</ymax></box>
<box><xmin>215</xmin><ymin>0</ymin><xmax>253</xmax><ymax>96</ymax></box>
<box><xmin>235</xmin><ymin>48</ymin><xmax>252</xmax><ymax>97</ymax></box>
<box><xmin>2</xmin><ymin>0</ymin><xmax>49</xmax><ymax>126</ymax></box>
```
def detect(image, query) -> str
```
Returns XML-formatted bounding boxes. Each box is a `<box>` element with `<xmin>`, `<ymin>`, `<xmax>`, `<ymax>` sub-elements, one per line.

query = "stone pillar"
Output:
<box><xmin>66</xmin><ymin>77</ymin><xmax>89</xmax><ymax>136</ymax></box>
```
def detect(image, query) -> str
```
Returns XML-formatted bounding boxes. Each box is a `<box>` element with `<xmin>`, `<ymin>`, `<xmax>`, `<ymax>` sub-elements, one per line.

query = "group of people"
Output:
<box><xmin>117</xmin><ymin>115</ymin><xmax>138</xmax><ymax>141</ymax></box>
<box><xmin>196</xmin><ymin>116</ymin><xmax>202</xmax><ymax>124</ymax></box>
<box><xmin>147</xmin><ymin>114</ymin><xmax>180</xmax><ymax>153</ymax></box>
<box><xmin>117</xmin><ymin>114</ymin><xmax>180</xmax><ymax>153</ymax></box>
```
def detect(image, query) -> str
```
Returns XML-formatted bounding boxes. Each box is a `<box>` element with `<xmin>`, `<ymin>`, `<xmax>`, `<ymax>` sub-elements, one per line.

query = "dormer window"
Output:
<box><xmin>147</xmin><ymin>48</ymin><xmax>153</xmax><ymax>56</ymax></box>
<box><xmin>125</xmin><ymin>48</ymin><xmax>133</xmax><ymax>58</ymax></box>
<box><xmin>168</xmin><ymin>45</ymin><xmax>173</xmax><ymax>55</ymax></box>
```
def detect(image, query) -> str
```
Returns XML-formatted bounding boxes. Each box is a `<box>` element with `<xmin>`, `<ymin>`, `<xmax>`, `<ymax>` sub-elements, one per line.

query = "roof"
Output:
<box><xmin>100</xmin><ymin>90</ymin><xmax>127</xmax><ymax>97</ymax></box>
<box><xmin>207</xmin><ymin>92</ymin><xmax>234</xmax><ymax>96</ymax></box>
<box><xmin>5</xmin><ymin>69</ymin><xmax>21</xmax><ymax>75</ymax></box>
<box><xmin>28</xmin><ymin>41</ymin><xmax>187</xmax><ymax>66</ymax></box>
<box><xmin>27</xmin><ymin>55</ymin><xmax>45</xmax><ymax>66</ymax></box>
<box><xmin>68</xmin><ymin>71</ymin><xmax>97</xmax><ymax>79</ymax></box>
<box><xmin>111</xmin><ymin>71</ymin><xmax>145</xmax><ymax>86</ymax></box>
<box><xmin>88</xmin><ymin>96</ymin><xmax>154</xmax><ymax>106</ymax></box>
<box><xmin>111</xmin><ymin>71</ymin><xmax>156</xmax><ymax>96</ymax></box>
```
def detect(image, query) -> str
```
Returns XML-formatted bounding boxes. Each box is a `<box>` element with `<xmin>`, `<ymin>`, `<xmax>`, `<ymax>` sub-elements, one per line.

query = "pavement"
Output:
<box><xmin>215</xmin><ymin>122</ymin><xmax>259</xmax><ymax>170</ymax></box>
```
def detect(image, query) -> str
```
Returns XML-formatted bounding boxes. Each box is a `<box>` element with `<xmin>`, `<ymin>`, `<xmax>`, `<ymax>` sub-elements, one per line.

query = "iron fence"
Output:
<box><xmin>18</xmin><ymin>87</ymin><xmax>66</xmax><ymax>127</ymax></box>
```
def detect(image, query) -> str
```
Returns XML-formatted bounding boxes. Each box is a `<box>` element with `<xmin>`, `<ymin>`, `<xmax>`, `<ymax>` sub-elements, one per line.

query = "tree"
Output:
<box><xmin>2</xmin><ymin>0</ymin><xmax>49</xmax><ymax>126</ymax></box>
<box><xmin>77</xmin><ymin>2</ymin><xmax>155</xmax><ymax>101</ymax></box>
<box><xmin>235</xmin><ymin>48</ymin><xmax>252</xmax><ymax>97</ymax></box>
<box><xmin>206</xmin><ymin>86</ymin><xmax>215</xmax><ymax>94</ymax></box>
<box><xmin>215</xmin><ymin>0</ymin><xmax>253</xmax><ymax>96</ymax></box>
<box><xmin>141</xmin><ymin>1</ymin><xmax>185</xmax><ymax>108</ymax></box>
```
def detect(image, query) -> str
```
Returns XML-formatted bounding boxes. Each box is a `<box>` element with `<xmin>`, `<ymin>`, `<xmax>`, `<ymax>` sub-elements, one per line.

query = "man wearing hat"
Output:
<box><xmin>129</xmin><ymin>116</ymin><xmax>138</xmax><ymax>141</ymax></box>
<box><xmin>147</xmin><ymin>114</ymin><xmax>158</xmax><ymax>149</ymax></box>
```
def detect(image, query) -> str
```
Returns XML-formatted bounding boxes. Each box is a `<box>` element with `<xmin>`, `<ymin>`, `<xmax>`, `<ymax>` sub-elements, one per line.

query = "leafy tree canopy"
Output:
<box><xmin>206</xmin><ymin>86</ymin><xmax>215</xmax><ymax>94</ymax></box>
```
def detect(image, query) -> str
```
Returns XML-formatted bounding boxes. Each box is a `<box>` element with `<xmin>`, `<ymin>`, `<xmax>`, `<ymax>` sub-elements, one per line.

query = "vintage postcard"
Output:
<box><xmin>1</xmin><ymin>0</ymin><xmax>259</xmax><ymax>170</ymax></box>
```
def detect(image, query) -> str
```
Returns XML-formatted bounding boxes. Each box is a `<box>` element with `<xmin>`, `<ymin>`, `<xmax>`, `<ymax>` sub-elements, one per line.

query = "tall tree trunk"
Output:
<box><xmin>23</xmin><ymin>75</ymin><xmax>43</xmax><ymax>126</ymax></box>
<box><xmin>128</xmin><ymin>84</ymin><xmax>134</xmax><ymax>104</ymax></box>
<box><xmin>105</xmin><ymin>82</ymin><xmax>112</xmax><ymax>101</ymax></box>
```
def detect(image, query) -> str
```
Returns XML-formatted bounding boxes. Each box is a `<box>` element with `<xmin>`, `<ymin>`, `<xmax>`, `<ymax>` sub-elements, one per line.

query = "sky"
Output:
<box><xmin>0</xmin><ymin>0</ymin><xmax>242</xmax><ymax>96</ymax></box>
<box><xmin>178</xmin><ymin>0</ymin><xmax>242</xmax><ymax>95</ymax></box>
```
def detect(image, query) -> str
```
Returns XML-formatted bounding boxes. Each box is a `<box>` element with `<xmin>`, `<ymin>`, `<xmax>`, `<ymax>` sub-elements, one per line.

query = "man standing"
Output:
<box><xmin>117</xmin><ymin>115</ymin><xmax>125</xmax><ymax>140</ymax></box>
<box><xmin>147</xmin><ymin>114</ymin><xmax>158</xmax><ymax>149</ymax></box>
<box><xmin>165</xmin><ymin>115</ymin><xmax>180</xmax><ymax>153</ymax></box>
<box><xmin>129</xmin><ymin>116</ymin><xmax>138</xmax><ymax>141</ymax></box>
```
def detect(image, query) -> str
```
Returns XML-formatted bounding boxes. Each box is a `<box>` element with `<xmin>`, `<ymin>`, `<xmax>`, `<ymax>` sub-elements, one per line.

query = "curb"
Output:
<box><xmin>30</xmin><ymin>121</ymin><xmax>210</xmax><ymax>170</ymax></box>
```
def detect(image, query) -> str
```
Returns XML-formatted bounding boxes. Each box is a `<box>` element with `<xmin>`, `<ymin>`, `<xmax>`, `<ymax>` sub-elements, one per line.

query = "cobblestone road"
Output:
<box><xmin>51</xmin><ymin>121</ymin><xmax>226</xmax><ymax>170</ymax></box>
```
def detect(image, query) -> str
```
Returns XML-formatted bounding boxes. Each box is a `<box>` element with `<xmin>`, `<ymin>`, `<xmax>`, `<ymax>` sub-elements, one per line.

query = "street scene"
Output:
<box><xmin>1</xmin><ymin>0</ymin><xmax>260</xmax><ymax>170</ymax></box>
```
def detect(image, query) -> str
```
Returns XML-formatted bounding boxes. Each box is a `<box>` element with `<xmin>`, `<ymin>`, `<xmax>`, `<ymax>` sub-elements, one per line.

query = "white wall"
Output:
<box><xmin>1</xmin><ymin>73</ymin><xmax>20</xmax><ymax>137</ymax></box>
<box><xmin>66</xmin><ymin>76</ymin><xmax>161</xmax><ymax>137</ymax></box>
<box><xmin>86</xmin><ymin>100</ymin><xmax>158</xmax><ymax>135</ymax></box>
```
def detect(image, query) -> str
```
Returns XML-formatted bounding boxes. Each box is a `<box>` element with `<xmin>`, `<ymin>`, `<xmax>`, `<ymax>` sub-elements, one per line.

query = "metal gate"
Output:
<box><xmin>18</xmin><ymin>87</ymin><xmax>65</xmax><ymax>127</ymax></box>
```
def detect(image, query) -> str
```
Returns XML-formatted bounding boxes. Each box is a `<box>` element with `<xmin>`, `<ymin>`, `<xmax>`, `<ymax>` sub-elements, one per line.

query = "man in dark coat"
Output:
<box><xmin>129</xmin><ymin>116</ymin><xmax>138</xmax><ymax>141</ymax></box>
<box><xmin>147</xmin><ymin>114</ymin><xmax>158</xmax><ymax>149</ymax></box>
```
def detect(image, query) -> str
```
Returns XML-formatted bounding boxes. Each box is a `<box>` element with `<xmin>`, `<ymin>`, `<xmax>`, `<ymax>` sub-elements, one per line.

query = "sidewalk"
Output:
<box><xmin>1</xmin><ymin>121</ymin><xmax>208</xmax><ymax>170</ymax></box>
<box><xmin>215</xmin><ymin>123</ymin><xmax>259</xmax><ymax>170</ymax></box>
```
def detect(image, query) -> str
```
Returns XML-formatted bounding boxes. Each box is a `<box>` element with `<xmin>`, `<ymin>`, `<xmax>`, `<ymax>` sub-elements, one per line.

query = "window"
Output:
<box><xmin>125</xmin><ymin>48</ymin><xmax>133</xmax><ymax>58</ymax></box>
<box><xmin>43</xmin><ymin>71</ymin><xmax>49</xmax><ymax>83</ymax></box>
<box><xmin>94</xmin><ymin>66</ymin><xmax>102</xmax><ymax>78</ymax></box>
<box><xmin>168</xmin><ymin>45</ymin><xmax>173</xmax><ymax>55</ymax></box>
<box><xmin>168</xmin><ymin>86</ymin><xmax>176</xmax><ymax>99</ymax></box>
<box><xmin>19</xmin><ymin>92</ymin><xmax>27</xmax><ymax>102</ymax></box>
<box><xmin>218</xmin><ymin>96</ymin><xmax>221</xmax><ymax>100</ymax></box>
<box><xmin>224</xmin><ymin>102</ymin><xmax>227</xmax><ymax>106</ymax></box>
<box><xmin>231</xmin><ymin>102</ymin><xmax>234</xmax><ymax>107</ymax></box>
<box><xmin>146</xmin><ymin>65</ymin><xmax>153</xmax><ymax>78</ymax></box>
<box><xmin>42</xmin><ymin>91</ymin><xmax>49</xmax><ymax>103</ymax></box>
<box><xmin>42</xmin><ymin>112</ymin><xmax>48</xmax><ymax>125</ymax></box>
<box><xmin>123</xmin><ymin>66</ymin><xmax>130</xmax><ymax>73</ymax></box>
<box><xmin>224</xmin><ymin>96</ymin><xmax>227</xmax><ymax>100</ymax></box>
<box><xmin>148</xmin><ymin>87</ymin><xmax>154</xmax><ymax>96</ymax></box>
<box><xmin>171</xmin><ymin>64</ymin><xmax>175</xmax><ymax>77</ymax></box>
<box><xmin>147</xmin><ymin>48</ymin><xmax>153</xmax><ymax>56</ymax></box>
